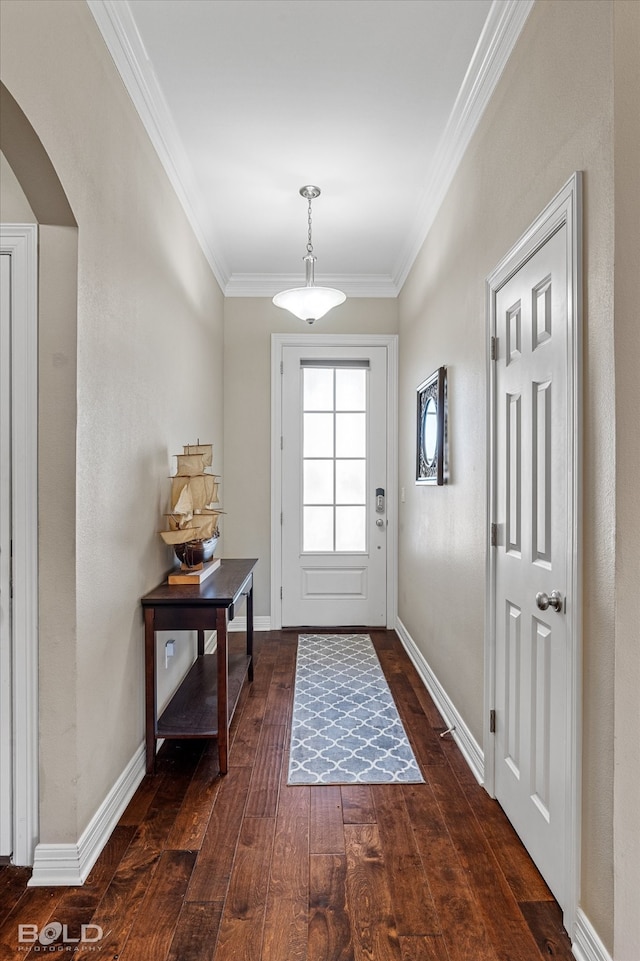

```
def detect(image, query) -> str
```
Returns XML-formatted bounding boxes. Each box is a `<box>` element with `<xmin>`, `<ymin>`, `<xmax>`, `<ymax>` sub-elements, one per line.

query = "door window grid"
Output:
<box><xmin>302</xmin><ymin>367</ymin><xmax>367</xmax><ymax>552</ymax></box>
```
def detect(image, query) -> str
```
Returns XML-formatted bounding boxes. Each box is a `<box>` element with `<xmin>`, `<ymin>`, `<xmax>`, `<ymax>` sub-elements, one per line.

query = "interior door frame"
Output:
<box><xmin>484</xmin><ymin>173</ymin><xmax>582</xmax><ymax>934</ymax></box>
<box><xmin>0</xmin><ymin>224</ymin><xmax>39</xmax><ymax>866</ymax></box>
<box><xmin>271</xmin><ymin>333</ymin><xmax>398</xmax><ymax>630</ymax></box>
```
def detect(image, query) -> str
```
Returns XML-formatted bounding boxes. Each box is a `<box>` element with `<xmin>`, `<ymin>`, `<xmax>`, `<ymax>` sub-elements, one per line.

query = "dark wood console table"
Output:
<box><xmin>141</xmin><ymin>558</ymin><xmax>257</xmax><ymax>775</ymax></box>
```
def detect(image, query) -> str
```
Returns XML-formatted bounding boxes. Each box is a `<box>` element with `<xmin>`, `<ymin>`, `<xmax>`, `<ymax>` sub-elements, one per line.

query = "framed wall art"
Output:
<box><xmin>416</xmin><ymin>366</ymin><xmax>447</xmax><ymax>485</ymax></box>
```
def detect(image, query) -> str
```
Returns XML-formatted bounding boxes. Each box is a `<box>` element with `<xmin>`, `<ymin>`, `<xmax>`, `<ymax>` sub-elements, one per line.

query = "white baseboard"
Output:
<box><xmin>28</xmin><ymin>743</ymin><xmax>146</xmax><ymax>887</ymax></box>
<box><xmin>229</xmin><ymin>615</ymin><xmax>271</xmax><ymax>632</ymax></box>
<box><xmin>571</xmin><ymin>909</ymin><xmax>613</xmax><ymax>961</ymax></box>
<box><xmin>395</xmin><ymin>617</ymin><xmax>484</xmax><ymax>785</ymax></box>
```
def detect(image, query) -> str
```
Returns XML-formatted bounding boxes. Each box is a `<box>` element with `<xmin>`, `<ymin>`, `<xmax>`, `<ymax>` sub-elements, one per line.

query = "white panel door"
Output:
<box><xmin>281</xmin><ymin>345</ymin><xmax>387</xmax><ymax>626</ymax></box>
<box><xmin>0</xmin><ymin>251</ymin><xmax>13</xmax><ymax>857</ymax></box>
<box><xmin>494</xmin><ymin>224</ymin><xmax>569</xmax><ymax>907</ymax></box>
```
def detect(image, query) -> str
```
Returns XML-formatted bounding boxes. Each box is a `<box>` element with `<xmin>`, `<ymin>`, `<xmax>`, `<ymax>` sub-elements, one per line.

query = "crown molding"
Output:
<box><xmin>86</xmin><ymin>0</ymin><xmax>230</xmax><ymax>290</ymax></box>
<box><xmin>88</xmin><ymin>0</ymin><xmax>533</xmax><ymax>298</ymax></box>
<box><xmin>393</xmin><ymin>0</ymin><xmax>535</xmax><ymax>289</ymax></box>
<box><xmin>224</xmin><ymin>273</ymin><xmax>398</xmax><ymax>299</ymax></box>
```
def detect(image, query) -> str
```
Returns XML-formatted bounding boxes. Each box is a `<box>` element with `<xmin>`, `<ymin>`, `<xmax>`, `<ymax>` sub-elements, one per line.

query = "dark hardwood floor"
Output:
<box><xmin>0</xmin><ymin>630</ymin><xmax>574</xmax><ymax>960</ymax></box>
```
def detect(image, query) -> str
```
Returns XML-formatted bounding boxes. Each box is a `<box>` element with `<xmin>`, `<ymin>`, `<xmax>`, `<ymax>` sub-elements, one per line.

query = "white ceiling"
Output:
<box><xmin>89</xmin><ymin>0</ymin><xmax>533</xmax><ymax>297</ymax></box>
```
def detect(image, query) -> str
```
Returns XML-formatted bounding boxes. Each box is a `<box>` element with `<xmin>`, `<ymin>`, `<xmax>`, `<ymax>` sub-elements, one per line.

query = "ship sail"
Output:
<box><xmin>173</xmin><ymin>483</ymin><xmax>194</xmax><ymax>518</ymax></box>
<box><xmin>188</xmin><ymin>512</ymin><xmax>218</xmax><ymax>540</ymax></box>
<box><xmin>175</xmin><ymin>453</ymin><xmax>206</xmax><ymax>477</ymax></box>
<box><xmin>183</xmin><ymin>443</ymin><xmax>213</xmax><ymax>468</ymax></box>
<box><xmin>167</xmin><ymin>513</ymin><xmax>194</xmax><ymax>532</ymax></box>
<box><xmin>171</xmin><ymin>474</ymin><xmax>218</xmax><ymax>510</ymax></box>
<box><xmin>160</xmin><ymin>527</ymin><xmax>198</xmax><ymax>546</ymax></box>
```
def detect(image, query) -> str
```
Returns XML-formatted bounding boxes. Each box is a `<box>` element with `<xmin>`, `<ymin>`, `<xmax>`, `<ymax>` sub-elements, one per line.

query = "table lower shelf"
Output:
<box><xmin>156</xmin><ymin>651</ymin><xmax>251</xmax><ymax>739</ymax></box>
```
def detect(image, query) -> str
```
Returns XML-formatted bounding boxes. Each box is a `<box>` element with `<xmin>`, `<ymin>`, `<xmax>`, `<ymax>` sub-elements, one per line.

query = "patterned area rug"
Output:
<box><xmin>287</xmin><ymin>634</ymin><xmax>424</xmax><ymax>785</ymax></box>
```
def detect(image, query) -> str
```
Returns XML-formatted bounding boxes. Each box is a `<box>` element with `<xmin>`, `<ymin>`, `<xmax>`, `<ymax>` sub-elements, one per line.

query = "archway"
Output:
<box><xmin>0</xmin><ymin>81</ymin><xmax>78</xmax><ymax>866</ymax></box>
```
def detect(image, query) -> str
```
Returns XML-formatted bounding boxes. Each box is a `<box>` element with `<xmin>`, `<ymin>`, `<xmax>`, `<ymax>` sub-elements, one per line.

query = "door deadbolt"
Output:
<box><xmin>535</xmin><ymin>590</ymin><xmax>563</xmax><ymax>613</ymax></box>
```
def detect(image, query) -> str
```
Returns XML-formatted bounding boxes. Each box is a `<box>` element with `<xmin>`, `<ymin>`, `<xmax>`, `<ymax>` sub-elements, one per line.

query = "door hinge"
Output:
<box><xmin>280</xmin><ymin>586</ymin><xmax>283</xmax><ymax>600</ymax></box>
<box><xmin>490</xmin><ymin>336</ymin><xmax>497</xmax><ymax>361</ymax></box>
<box><xmin>491</xmin><ymin>522</ymin><xmax>497</xmax><ymax>547</ymax></box>
<box><xmin>489</xmin><ymin>709</ymin><xmax>496</xmax><ymax>734</ymax></box>
<box><xmin>280</xmin><ymin>435</ymin><xmax>283</xmax><ymax>450</ymax></box>
<box><xmin>280</xmin><ymin>511</ymin><xmax>283</xmax><ymax>526</ymax></box>
<box><xmin>280</xmin><ymin>360</ymin><xmax>283</xmax><ymax>375</ymax></box>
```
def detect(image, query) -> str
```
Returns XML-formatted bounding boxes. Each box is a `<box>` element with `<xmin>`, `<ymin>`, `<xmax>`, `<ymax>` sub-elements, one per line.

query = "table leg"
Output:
<box><xmin>144</xmin><ymin>607</ymin><xmax>157</xmax><ymax>774</ymax></box>
<box><xmin>216</xmin><ymin>607</ymin><xmax>229</xmax><ymax>774</ymax></box>
<box><xmin>246</xmin><ymin>580</ymin><xmax>254</xmax><ymax>683</ymax></box>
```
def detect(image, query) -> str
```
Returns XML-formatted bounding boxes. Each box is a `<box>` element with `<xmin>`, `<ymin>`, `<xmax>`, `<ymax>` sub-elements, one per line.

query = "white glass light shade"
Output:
<box><xmin>272</xmin><ymin>285</ymin><xmax>346</xmax><ymax>324</ymax></box>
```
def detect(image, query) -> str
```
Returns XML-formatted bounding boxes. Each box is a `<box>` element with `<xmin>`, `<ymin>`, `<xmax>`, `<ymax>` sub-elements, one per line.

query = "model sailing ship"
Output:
<box><xmin>160</xmin><ymin>442</ymin><xmax>223</xmax><ymax>579</ymax></box>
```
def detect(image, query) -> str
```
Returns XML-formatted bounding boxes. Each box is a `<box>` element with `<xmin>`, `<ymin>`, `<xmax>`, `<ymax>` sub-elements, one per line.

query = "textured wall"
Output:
<box><xmin>613</xmin><ymin>2</ymin><xmax>640</xmax><ymax>957</ymax></box>
<box><xmin>398</xmin><ymin>0</ymin><xmax>616</xmax><ymax>948</ymax></box>
<box><xmin>0</xmin><ymin>151</ymin><xmax>36</xmax><ymax>221</ymax></box>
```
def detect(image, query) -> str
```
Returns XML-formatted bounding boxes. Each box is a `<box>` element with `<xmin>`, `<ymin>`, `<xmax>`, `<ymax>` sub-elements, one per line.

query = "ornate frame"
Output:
<box><xmin>416</xmin><ymin>366</ymin><xmax>447</xmax><ymax>485</ymax></box>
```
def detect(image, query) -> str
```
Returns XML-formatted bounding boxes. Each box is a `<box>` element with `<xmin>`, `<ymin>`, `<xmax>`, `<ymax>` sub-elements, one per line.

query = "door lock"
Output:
<box><xmin>535</xmin><ymin>590</ymin><xmax>563</xmax><ymax>613</ymax></box>
<box><xmin>375</xmin><ymin>488</ymin><xmax>385</xmax><ymax>513</ymax></box>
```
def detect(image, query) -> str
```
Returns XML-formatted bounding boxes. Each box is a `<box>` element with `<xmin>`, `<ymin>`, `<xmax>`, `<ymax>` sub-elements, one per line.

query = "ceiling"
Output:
<box><xmin>88</xmin><ymin>0</ymin><xmax>532</xmax><ymax>297</ymax></box>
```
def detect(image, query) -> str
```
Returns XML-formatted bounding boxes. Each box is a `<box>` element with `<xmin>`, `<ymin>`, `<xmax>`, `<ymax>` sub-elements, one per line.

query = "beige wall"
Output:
<box><xmin>0</xmin><ymin>151</ymin><xmax>36</xmax><ymax>221</ymax></box>
<box><xmin>223</xmin><ymin>297</ymin><xmax>399</xmax><ymax>615</ymax></box>
<box><xmin>1</xmin><ymin>0</ymin><xmax>224</xmax><ymax>842</ymax></box>
<box><xmin>613</xmin><ymin>3</ymin><xmax>640</xmax><ymax>958</ymax></box>
<box><xmin>398</xmin><ymin>0</ymin><xmax>619</xmax><ymax>949</ymax></box>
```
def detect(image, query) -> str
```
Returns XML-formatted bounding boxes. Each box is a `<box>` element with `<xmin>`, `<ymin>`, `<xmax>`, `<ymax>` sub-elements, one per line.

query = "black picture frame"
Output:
<box><xmin>416</xmin><ymin>366</ymin><xmax>447</xmax><ymax>485</ymax></box>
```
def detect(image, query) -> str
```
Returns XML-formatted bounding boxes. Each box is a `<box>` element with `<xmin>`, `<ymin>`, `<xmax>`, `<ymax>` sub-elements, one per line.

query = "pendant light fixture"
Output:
<box><xmin>273</xmin><ymin>185</ymin><xmax>346</xmax><ymax>324</ymax></box>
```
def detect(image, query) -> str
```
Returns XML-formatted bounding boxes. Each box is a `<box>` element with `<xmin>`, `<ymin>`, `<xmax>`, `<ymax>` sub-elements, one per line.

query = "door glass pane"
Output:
<box><xmin>336</xmin><ymin>413</ymin><xmax>366</xmax><ymax>457</ymax></box>
<box><xmin>304</xmin><ymin>368</ymin><xmax>333</xmax><ymax>410</ymax></box>
<box><xmin>301</xmin><ymin>365</ymin><xmax>368</xmax><ymax>553</ymax></box>
<box><xmin>335</xmin><ymin>506</ymin><xmax>366</xmax><ymax>551</ymax></box>
<box><xmin>303</xmin><ymin>506</ymin><xmax>333</xmax><ymax>551</ymax></box>
<box><xmin>336</xmin><ymin>460</ymin><xmax>366</xmax><ymax>504</ymax></box>
<box><xmin>336</xmin><ymin>368</ymin><xmax>366</xmax><ymax>410</ymax></box>
<box><xmin>303</xmin><ymin>413</ymin><xmax>334</xmax><ymax>457</ymax></box>
<box><xmin>304</xmin><ymin>460</ymin><xmax>333</xmax><ymax>504</ymax></box>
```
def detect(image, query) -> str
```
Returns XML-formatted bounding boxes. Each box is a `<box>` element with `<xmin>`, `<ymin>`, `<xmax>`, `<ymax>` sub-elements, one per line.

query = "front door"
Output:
<box><xmin>490</xmin><ymin>189</ymin><xmax>580</xmax><ymax>916</ymax></box>
<box><xmin>280</xmin><ymin>344</ymin><xmax>388</xmax><ymax>627</ymax></box>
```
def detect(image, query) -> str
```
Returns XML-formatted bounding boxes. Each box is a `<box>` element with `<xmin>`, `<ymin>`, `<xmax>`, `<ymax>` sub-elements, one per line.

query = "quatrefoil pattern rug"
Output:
<box><xmin>287</xmin><ymin>634</ymin><xmax>424</xmax><ymax>785</ymax></box>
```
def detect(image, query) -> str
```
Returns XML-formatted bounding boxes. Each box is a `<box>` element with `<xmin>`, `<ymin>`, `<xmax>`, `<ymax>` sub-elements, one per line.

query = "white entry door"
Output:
<box><xmin>0</xmin><ymin>250</ymin><xmax>12</xmax><ymax>858</ymax></box>
<box><xmin>280</xmin><ymin>344</ymin><xmax>388</xmax><ymax>627</ymax></box>
<box><xmin>490</xmin><ymin>190</ymin><xmax>580</xmax><ymax>915</ymax></box>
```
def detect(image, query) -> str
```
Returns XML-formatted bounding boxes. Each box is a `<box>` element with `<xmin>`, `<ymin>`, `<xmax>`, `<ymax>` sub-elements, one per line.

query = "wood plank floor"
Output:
<box><xmin>0</xmin><ymin>630</ymin><xmax>574</xmax><ymax>961</ymax></box>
